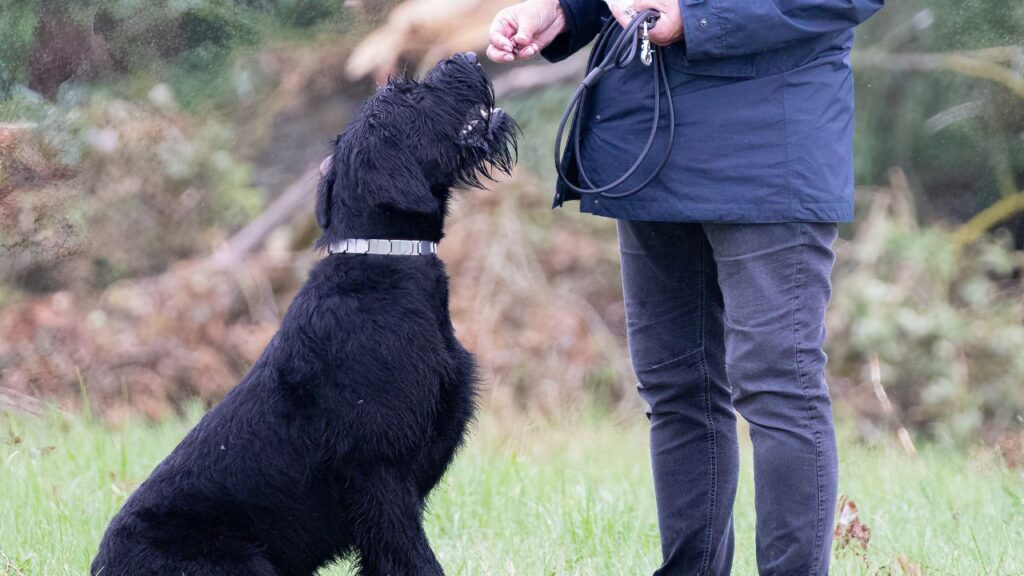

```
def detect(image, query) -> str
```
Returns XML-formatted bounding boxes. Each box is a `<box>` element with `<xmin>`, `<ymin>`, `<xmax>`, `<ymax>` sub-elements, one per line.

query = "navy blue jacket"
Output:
<box><xmin>543</xmin><ymin>0</ymin><xmax>884</xmax><ymax>223</ymax></box>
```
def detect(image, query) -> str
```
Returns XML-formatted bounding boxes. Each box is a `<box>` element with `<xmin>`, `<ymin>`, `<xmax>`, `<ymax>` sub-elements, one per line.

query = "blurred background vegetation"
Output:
<box><xmin>0</xmin><ymin>0</ymin><xmax>1021</xmax><ymax>457</ymax></box>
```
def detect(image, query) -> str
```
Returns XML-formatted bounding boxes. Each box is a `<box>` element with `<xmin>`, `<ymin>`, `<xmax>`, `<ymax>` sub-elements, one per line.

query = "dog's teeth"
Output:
<box><xmin>462</xmin><ymin>118</ymin><xmax>482</xmax><ymax>135</ymax></box>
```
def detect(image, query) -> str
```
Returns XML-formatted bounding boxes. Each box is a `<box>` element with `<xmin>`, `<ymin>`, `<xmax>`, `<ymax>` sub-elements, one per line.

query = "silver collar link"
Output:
<box><xmin>328</xmin><ymin>238</ymin><xmax>438</xmax><ymax>256</ymax></box>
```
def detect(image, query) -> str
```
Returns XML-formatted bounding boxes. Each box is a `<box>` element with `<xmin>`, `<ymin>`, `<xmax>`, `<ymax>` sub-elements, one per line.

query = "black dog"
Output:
<box><xmin>91</xmin><ymin>52</ymin><xmax>516</xmax><ymax>576</ymax></box>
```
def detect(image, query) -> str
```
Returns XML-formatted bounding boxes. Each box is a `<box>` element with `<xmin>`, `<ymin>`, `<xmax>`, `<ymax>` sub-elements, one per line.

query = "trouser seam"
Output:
<box><xmin>698</xmin><ymin>240</ymin><xmax>717</xmax><ymax>576</ymax></box>
<box><xmin>641</xmin><ymin>347</ymin><xmax>704</xmax><ymax>372</ymax></box>
<box><xmin>793</xmin><ymin>224</ymin><xmax>826</xmax><ymax>576</ymax></box>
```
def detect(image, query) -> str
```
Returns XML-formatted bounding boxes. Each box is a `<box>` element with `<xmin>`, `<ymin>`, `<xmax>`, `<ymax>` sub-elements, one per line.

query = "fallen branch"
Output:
<box><xmin>209</xmin><ymin>165</ymin><xmax>320</xmax><ymax>266</ymax></box>
<box><xmin>953</xmin><ymin>191</ymin><xmax>1024</xmax><ymax>247</ymax></box>
<box><xmin>0</xmin><ymin>386</ymin><xmax>66</xmax><ymax>418</ymax></box>
<box><xmin>869</xmin><ymin>354</ymin><xmax>917</xmax><ymax>456</ymax></box>
<box><xmin>855</xmin><ymin>49</ymin><xmax>1024</xmax><ymax>99</ymax></box>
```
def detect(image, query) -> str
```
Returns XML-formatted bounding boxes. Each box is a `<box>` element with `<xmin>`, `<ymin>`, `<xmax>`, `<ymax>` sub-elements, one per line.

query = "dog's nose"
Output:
<box><xmin>461</xmin><ymin>52</ymin><xmax>478</xmax><ymax>65</ymax></box>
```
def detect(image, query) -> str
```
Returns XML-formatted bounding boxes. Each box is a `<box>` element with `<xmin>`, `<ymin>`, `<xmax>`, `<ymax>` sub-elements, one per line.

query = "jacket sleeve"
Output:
<box><xmin>541</xmin><ymin>0</ymin><xmax>610</xmax><ymax>63</ymax></box>
<box><xmin>681</xmin><ymin>0</ymin><xmax>884</xmax><ymax>61</ymax></box>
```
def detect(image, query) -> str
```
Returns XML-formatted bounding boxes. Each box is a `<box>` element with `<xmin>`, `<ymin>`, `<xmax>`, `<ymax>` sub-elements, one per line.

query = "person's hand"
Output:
<box><xmin>487</xmin><ymin>0</ymin><xmax>567</xmax><ymax>63</ymax></box>
<box><xmin>609</xmin><ymin>0</ymin><xmax>685</xmax><ymax>46</ymax></box>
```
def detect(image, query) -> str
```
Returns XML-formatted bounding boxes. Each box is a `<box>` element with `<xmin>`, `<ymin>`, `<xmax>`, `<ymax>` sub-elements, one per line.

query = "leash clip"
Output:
<box><xmin>640</xmin><ymin>21</ymin><xmax>653</xmax><ymax>66</ymax></box>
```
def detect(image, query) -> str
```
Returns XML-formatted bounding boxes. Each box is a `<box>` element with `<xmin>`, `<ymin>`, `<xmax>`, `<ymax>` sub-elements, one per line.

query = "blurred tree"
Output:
<box><xmin>854</xmin><ymin>0</ymin><xmax>1024</xmax><ymax>244</ymax></box>
<box><xmin>0</xmin><ymin>0</ymin><xmax>360</xmax><ymax>291</ymax></box>
<box><xmin>0</xmin><ymin>0</ymin><xmax>348</xmax><ymax>100</ymax></box>
<box><xmin>0</xmin><ymin>0</ymin><xmax>41</xmax><ymax>94</ymax></box>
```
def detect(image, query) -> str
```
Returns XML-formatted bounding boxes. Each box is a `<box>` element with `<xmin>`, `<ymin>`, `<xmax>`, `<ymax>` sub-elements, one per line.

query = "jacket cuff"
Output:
<box><xmin>541</xmin><ymin>0</ymin><xmax>580</xmax><ymax>62</ymax></box>
<box><xmin>679</xmin><ymin>0</ymin><xmax>723</xmax><ymax>61</ymax></box>
<box><xmin>542</xmin><ymin>0</ymin><xmax>607</xmax><ymax>63</ymax></box>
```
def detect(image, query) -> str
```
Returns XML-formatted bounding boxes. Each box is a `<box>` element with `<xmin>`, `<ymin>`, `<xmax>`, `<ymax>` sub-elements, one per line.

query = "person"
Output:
<box><xmin>487</xmin><ymin>0</ymin><xmax>883</xmax><ymax>575</ymax></box>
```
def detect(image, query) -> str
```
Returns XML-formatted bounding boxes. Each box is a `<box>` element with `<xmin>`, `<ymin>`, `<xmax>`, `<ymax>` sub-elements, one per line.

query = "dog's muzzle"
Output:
<box><xmin>461</xmin><ymin>107</ymin><xmax>506</xmax><ymax>138</ymax></box>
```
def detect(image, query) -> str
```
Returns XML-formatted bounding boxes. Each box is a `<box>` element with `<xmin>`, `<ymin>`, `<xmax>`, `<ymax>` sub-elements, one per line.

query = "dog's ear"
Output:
<box><xmin>315</xmin><ymin>157</ymin><xmax>335</xmax><ymax>230</ymax></box>
<box><xmin>316</xmin><ymin>134</ymin><xmax>344</xmax><ymax>231</ymax></box>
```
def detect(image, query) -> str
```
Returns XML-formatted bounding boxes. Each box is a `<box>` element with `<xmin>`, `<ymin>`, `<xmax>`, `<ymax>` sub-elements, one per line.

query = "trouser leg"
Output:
<box><xmin>703</xmin><ymin>222</ymin><xmax>840</xmax><ymax>576</ymax></box>
<box><xmin>618</xmin><ymin>220</ymin><xmax>739</xmax><ymax>576</ymax></box>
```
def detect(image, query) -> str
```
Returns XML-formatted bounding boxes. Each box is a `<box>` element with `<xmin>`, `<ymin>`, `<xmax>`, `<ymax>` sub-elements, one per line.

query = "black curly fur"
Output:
<box><xmin>91</xmin><ymin>53</ymin><xmax>517</xmax><ymax>576</ymax></box>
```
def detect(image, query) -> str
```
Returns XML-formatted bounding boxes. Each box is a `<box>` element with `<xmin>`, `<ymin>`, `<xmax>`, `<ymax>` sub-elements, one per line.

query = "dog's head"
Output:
<box><xmin>316</xmin><ymin>52</ymin><xmax>517</xmax><ymax>246</ymax></box>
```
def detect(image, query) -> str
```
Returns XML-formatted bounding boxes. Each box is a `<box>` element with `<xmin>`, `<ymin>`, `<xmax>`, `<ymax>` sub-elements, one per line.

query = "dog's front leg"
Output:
<box><xmin>346</xmin><ymin>467</ymin><xmax>444</xmax><ymax>576</ymax></box>
<box><xmin>417</xmin><ymin>355</ymin><xmax>476</xmax><ymax>496</ymax></box>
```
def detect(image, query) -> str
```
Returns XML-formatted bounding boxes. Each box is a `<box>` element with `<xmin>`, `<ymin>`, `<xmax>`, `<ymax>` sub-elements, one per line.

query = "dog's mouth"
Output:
<box><xmin>460</xmin><ymin>107</ymin><xmax>506</xmax><ymax>142</ymax></box>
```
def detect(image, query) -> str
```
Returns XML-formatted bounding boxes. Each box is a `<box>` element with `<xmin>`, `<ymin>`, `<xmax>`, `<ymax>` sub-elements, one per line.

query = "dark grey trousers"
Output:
<box><xmin>618</xmin><ymin>221</ymin><xmax>840</xmax><ymax>576</ymax></box>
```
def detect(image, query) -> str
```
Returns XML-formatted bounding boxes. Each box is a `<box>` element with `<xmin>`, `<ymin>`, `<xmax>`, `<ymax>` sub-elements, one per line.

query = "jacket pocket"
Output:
<box><xmin>663</xmin><ymin>42</ymin><xmax>757</xmax><ymax>78</ymax></box>
<box><xmin>664</xmin><ymin>32</ymin><xmax>853</xmax><ymax>79</ymax></box>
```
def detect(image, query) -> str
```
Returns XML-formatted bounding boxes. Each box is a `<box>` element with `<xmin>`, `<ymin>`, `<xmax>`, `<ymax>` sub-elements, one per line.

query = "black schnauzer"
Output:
<box><xmin>91</xmin><ymin>52</ymin><xmax>516</xmax><ymax>576</ymax></box>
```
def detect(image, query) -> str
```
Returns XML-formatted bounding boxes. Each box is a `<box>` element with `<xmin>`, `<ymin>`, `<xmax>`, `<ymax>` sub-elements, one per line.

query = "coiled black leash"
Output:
<box><xmin>554</xmin><ymin>9</ymin><xmax>675</xmax><ymax>199</ymax></box>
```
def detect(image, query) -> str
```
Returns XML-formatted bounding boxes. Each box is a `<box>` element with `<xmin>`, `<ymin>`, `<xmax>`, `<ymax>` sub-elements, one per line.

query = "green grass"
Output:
<box><xmin>2</xmin><ymin>409</ymin><xmax>1022</xmax><ymax>575</ymax></box>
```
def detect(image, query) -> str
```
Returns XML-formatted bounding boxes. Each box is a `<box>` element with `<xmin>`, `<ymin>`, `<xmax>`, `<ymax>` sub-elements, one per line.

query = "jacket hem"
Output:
<box><xmin>568</xmin><ymin>198</ymin><xmax>853</xmax><ymax>223</ymax></box>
